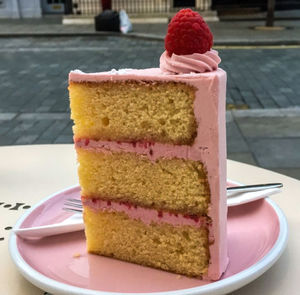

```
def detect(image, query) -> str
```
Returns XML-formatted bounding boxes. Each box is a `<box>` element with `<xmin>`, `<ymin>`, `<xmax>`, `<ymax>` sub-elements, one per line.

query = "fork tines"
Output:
<box><xmin>63</xmin><ymin>207</ymin><xmax>83</xmax><ymax>213</ymax></box>
<box><xmin>63</xmin><ymin>198</ymin><xmax>83</xmax><ymax>213</ymax></box>
<box><xmin>67</xmin><ymin>198</ymin><xmax>82</xmax><ymax>203</ymax></box>
<box><xmin>64</xmin><ymin>201</ymin><xmax>82</xmax><ymax>208</ymax></box>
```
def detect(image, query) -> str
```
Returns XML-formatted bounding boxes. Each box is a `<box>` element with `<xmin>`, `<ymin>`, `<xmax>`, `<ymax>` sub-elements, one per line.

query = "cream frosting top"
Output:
<box><xmin>159</xmin><ymin>50</ymin><xmax>221</xmax><ymax>74</ymax></box>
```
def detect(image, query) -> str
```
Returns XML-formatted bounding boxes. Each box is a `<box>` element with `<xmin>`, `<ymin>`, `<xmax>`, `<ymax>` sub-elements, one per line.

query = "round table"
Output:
<box><xmin>0</xmin><ymin>145</ymin><xmax>299</xmax><ymax>295</ymax></box>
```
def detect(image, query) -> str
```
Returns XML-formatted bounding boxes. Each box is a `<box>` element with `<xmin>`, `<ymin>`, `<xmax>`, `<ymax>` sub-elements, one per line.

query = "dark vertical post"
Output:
<box><xmin>64</xmin><ymin>0</ymin><xmax>73</xmax><ymax>14</ymax></box>
<box><xmin>101</xmin><ymin>0</ymin><xmax>112</xmax><ymax>10</ymax></box>
<box><xmin>266</xmin><ymin>0</ymin><xmax>275</xmax><ymax>27</ymax></box>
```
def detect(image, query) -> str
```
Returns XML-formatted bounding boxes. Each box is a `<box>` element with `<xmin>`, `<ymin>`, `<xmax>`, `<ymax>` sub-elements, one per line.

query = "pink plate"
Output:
<box><xmin>9</xmin><ymin>184</ymin><xmax>288</xmax><ymax>295</ymax></box>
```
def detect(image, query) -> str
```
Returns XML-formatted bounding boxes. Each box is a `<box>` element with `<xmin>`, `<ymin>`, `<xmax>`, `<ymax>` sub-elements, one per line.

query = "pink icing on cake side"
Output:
<box><xmin>69</xmin><ymin>68</ymin><xmax>228</xmax><ymax>280</ymax></box>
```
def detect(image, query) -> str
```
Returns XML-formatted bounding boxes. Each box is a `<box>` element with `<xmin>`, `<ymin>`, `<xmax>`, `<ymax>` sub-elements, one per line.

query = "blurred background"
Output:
<box><xmin>0</xmin><ymin>0</ymin><xmax>300</xmax><ymax>179</ymax></box>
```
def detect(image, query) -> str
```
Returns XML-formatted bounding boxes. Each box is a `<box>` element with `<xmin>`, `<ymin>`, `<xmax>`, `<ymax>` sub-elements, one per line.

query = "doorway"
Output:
<box><xmin>173</xmin><ymin>0</ymin><xmax>196</xmax><ymax>7</ymax></box>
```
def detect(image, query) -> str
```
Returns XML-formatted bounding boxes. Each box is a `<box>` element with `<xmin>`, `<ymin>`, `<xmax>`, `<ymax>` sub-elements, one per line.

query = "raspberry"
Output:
<box><xmin>165</xmin><ymin>8</ymin><xmax>213</xmax><ymax>56</ymax></box>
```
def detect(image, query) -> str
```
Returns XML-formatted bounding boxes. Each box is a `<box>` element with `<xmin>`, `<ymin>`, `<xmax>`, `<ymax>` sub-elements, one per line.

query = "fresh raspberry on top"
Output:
<box><xmin>165</xmin><ymin>8</ymin><xmax>213</xmax><ymax>56</ymax></box>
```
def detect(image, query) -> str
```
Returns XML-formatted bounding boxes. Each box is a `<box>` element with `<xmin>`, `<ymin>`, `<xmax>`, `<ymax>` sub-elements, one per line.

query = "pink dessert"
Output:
<box><xmin>68</xmin><ymin>8</ymin><xmax>228</xmax><ymax>279</ymax></box>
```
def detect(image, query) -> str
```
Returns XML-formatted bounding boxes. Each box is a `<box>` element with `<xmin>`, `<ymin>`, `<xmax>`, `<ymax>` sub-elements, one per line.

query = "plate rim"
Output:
<box><xmin>9</xmin><ymin>183</ymin><xmax>288</xmax><ymax>295</ymax></box>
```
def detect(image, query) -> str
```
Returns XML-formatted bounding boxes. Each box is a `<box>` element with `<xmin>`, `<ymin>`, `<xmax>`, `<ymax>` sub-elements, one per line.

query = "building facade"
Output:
<box><xmin>0</xmin><ymin>0</ymin><xmax>42</xmax><ymax>18</ymax></box>
<box><xmin>1</xmin><ymin>0</ymin><xmax>299</xmax><ymax>18</ymax></box>
<box><xmin>0</xmin><ymin>0</ymin><xmax>213</xmax><ymax>18</ymax></box>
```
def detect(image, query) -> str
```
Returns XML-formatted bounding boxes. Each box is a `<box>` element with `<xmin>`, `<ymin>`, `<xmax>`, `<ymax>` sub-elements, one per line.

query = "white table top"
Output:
<box><xmin>0</xmin><ymin>144</ymin><xmax>299</xmax><ymax>295</ymax></box>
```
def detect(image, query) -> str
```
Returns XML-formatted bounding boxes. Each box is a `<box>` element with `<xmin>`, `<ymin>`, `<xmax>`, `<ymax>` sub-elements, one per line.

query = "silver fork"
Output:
<box><xmin>63</xmin><ymin>182</ymin><xmax>283</xmax><ymax>213</ymax></box>
<box><xmin>14</xmin><ymin>182</ymin><xmax>282</xmax><ymax>239</ymax></box>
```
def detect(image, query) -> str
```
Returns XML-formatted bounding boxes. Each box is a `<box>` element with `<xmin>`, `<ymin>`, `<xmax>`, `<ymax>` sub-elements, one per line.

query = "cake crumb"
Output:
<box><xmin>176</xmin><ymin>275</ymin><xmax>182</xmax><ymax>279</ymax></box>
<box><xmin>73</xmin><ymin>252</ymin><xmax>81</xmax><ymax>258</ymax></box>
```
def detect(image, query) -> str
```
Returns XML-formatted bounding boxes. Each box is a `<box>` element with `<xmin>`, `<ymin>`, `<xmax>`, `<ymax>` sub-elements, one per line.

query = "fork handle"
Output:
<box><xmin>14</xmin><ymin>219</ymin><xmax>84</xmax><ymax>239</ymax></box>
<box><xmin>227</xmin><ymin>183</ymin><xmax>283</xmax><ymax>193</ymax></box>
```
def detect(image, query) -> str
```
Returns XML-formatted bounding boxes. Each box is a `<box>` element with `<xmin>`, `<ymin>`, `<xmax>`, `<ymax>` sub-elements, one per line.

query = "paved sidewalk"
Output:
<box><xmin>1</xmin><ymin>16</ymin><xmax>300</xmax><ymax>45</ymax></box>
<box><xmin>226</xmin><ymin>109</ymin><xmax>300</xmax><ymax>180</ymax></box>
<box><xmin>1</xmin><ymin>37</ymin><xmax>299</xmax><ymax>110</ymax></box>
<box><xmin>131</xmin><ymin>20</ymin><xmax>300</xmax><ymax>45</ymax></box>
<box><xmin>0</xmin><ymin>34</ymin><xmax>299</xmax><ymax>180</ymax></box>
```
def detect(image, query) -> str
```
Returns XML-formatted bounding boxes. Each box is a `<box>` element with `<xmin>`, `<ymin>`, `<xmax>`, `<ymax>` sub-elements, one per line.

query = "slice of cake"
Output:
<box><xmin>69</xmin><ymin>9</ymin><xmax>228</xmax><ymax>280</ymax></box>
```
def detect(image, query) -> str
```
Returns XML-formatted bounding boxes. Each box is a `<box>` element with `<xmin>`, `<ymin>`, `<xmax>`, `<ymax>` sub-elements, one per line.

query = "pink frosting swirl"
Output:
<box><xmin>159</xmin><ymin>50</ymin><xmax>221</xmax><ymax>74</ymax></box>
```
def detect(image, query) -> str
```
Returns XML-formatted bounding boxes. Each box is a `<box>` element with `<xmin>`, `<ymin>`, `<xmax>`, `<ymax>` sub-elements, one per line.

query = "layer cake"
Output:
<box><xmin>69</xmin><ymin>9</ymin><xmax>228</xmax><ymax>280</ymax></box>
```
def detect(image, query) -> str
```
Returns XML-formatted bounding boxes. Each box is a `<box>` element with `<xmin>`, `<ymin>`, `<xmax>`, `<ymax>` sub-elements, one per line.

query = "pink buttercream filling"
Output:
<box><xmin>82</xmin><ymin>197</ymin><xmax>210</xmax><ymax>229</ymax></box>
<box><xmin>75</xmin><ymin>138</ymin><xmax>208</xmax><ymax>162</ymax></box>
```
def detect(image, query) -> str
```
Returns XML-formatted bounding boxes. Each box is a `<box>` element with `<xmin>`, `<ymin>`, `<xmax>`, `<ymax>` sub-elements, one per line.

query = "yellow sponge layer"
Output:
<box><xmin>78</xmin><ymin>148</ymin><xmax>210</xmax><ymax>215</ymax></box>
<box><xmin>84</xmin><ymin>207</ymin><xmax>209</xmax><ymax>277</ymax></box>
<box><xmin>69</xmin><ymin>81</ymin><xmax>197</xmax><ymax>145</ymax></box>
